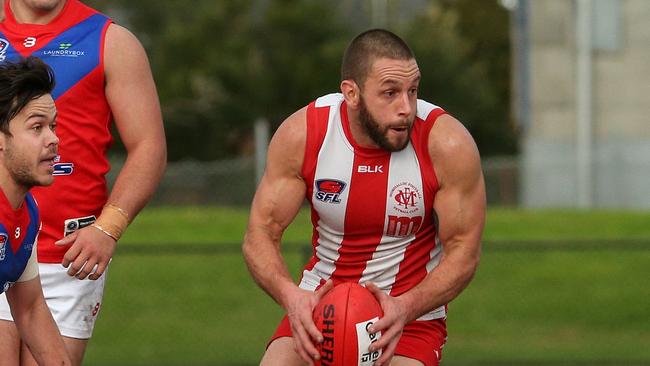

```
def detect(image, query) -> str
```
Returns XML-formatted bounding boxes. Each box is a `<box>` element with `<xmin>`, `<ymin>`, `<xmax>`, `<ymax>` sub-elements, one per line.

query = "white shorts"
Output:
<box><xmin>0</xmin><ymin>263</ymin><xmax>108</xmax><ymax>339</ymax></box>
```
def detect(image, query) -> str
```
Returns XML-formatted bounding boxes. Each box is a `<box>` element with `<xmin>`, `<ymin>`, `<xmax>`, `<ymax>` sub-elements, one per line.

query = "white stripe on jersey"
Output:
<box><xmin>417</xmin><ymin>99</ymin><xmax>441</xmax><ymax>120</ymax></box>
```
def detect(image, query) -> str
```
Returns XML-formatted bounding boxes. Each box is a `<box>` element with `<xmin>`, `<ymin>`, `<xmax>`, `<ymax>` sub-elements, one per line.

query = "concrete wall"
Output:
<box><xmin>521</xmin><ymin>0</ymin><xmax>650</xmax><ymax>208</ymax></box>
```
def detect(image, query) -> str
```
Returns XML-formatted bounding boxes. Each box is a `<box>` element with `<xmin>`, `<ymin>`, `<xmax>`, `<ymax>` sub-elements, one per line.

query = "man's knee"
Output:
<box><xmin>0</xmin><ymin>320</ymin><xmax>20</xmax><ymax>366</ymax></box>
<box><xmin>261</xmin><ymin>337</ymin><xmax>305</xmax><ymax>366</ymax></box>
<box><xmin>390</xmin><ymin>355</ymin><xmax>426</xmax><ymax>366</ymax></box>
<box><xmin>62</xmin><ymin>337</ymin><xmax>88</xmax><ymax>366</ymax></box>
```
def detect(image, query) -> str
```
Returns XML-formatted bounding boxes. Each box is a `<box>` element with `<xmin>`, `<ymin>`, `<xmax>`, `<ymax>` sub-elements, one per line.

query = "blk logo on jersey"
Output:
<box><xmin>315</xmin><ymin>179</ymin><xmax>346</xmax><ymax>204</ymax></box>
<box><xmin>357</xmin><ymin>165</ymin><xmax>383</xmax><ymax>173</ymax></box>
<box><xmin>0</xmin><ymin>38</ymin><xmax>8</xmax><ymax>61</ymax></box>
<box><xmin>0</xmin><ymin>234</ymin><xmax>7</xmax><ymax>261</ymax></box>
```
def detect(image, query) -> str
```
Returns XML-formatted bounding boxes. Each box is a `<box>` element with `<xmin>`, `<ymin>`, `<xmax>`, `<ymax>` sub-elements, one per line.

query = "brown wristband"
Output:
<box><xmin>93</xmin><ymin>204</ymin><xmax>130</xmax><ymax>241</ymax></box>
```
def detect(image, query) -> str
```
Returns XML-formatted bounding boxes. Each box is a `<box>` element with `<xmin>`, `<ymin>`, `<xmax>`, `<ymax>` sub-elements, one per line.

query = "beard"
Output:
<box><xmin>358</xmin><ymin>96</ymin><xmax>413</xmax><ymax>152</ymax></box>
<box><xmin>4</xmin><ymin>145</ymin><xmax>49</xmax><ymax>188</ymax></box>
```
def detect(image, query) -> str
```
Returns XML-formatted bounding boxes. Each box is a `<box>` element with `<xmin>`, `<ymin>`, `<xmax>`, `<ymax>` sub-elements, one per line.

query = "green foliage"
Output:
<box><xmin>402</xmin><ymin>1</ymin><xmax>517</xmax><ymax>156</ymax></box>
<box><xmin>87</xmin><ymin>0</ymin><xmax>516</xmax><ymax>161</ymax></box>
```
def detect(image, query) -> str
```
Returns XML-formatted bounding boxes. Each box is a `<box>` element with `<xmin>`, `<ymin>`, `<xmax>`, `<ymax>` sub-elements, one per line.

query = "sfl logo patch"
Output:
<box><xmin>315</xmin><ymin>179</ymin><xmax>347</xmax><ymax>204</ymax></box>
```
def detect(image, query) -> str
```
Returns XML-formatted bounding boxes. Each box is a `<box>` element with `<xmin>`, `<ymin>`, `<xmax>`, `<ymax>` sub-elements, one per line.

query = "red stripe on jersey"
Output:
<box><xmin>329</xmin><ymin>104</ymin><xmax>391</xmax><ymax>282</ymax></box>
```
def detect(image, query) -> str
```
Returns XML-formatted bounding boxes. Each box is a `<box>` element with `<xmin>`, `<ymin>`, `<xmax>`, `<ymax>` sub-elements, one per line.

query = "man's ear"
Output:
<box><xmin>340</xmin><ymin>79</ymin><xmax>361</xmax><ymax>109</ymax></box>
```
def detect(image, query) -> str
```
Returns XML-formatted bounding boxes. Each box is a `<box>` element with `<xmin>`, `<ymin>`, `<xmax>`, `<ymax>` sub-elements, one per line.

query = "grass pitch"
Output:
<box><xmin>85</xmin><ymin>207</ymin><xmax>650</xmax><ymax>365</ymax></box>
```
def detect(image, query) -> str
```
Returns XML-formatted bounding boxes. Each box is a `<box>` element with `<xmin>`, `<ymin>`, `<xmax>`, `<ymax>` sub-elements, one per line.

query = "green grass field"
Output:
<box><xmin>85</xmin><ymin>207</ymin><xmax>650</xmax><ymax>365</ymax></box>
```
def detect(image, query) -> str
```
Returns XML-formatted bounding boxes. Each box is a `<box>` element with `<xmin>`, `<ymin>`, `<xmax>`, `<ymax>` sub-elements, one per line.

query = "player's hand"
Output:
<box><xmin>283</xmin><ymin>279</ymin><xmax>334</xmax><ymax>365</ymax></box>
<box><xmin>55</xmin><ymin>226</ymin><xmax>116</xmax><ymax>280</ymax></box>
<box><xmin>365</xmin><ymin>282</ymin><xmax>409</xmax><ymax>366</ymax></box>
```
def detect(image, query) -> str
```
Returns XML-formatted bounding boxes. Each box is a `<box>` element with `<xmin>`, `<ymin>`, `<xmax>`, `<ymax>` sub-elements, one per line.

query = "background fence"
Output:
<box><xmin>108</xmin><ymin>155</ymin><xmax>520</xmax><ymax>207</ymax></box>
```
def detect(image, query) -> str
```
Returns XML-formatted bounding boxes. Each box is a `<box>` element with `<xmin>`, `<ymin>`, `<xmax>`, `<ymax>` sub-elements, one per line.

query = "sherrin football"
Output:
<box><xmin>313</xmin><ymin>282</ymin><xmax>383</xmax><ymax>366</ymax></box>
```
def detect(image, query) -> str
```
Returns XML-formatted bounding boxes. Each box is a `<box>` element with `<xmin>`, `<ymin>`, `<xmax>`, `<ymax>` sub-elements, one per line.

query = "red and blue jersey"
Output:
<box><xmin>0</xmin><ymin>0</ymin><xmax>113</xmax><ymax>262</ymax></box>
<box><xmin>0</xmin><ymin>191</ymin><xmax>40</xmax><ymax>294</ymax></box>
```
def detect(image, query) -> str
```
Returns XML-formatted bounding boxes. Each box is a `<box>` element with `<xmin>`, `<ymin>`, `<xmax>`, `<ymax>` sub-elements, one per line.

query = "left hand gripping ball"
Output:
<box><xmin>312</xmin><ymin>282</ymin><xmax>383</xmax><ymax>366</ymax></box>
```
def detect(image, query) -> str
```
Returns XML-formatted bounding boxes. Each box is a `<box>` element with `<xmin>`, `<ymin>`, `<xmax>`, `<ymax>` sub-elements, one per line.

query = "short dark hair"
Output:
<box><xmin>0</xmin><ymin>56</ymin><xmax>55</xmax><ymax>135</ymax></box>
<box><xmin>341</xmin><ymin>28</ymin><xmax>415</xmax><ymax>88</ymax></box>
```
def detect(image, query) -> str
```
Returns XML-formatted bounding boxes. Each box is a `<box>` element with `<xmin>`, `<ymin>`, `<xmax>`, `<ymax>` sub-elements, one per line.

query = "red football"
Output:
<box><xmin>313</xmin><ymin>282</ymin><xmax>383</xmax><ymax>366</ymax></box>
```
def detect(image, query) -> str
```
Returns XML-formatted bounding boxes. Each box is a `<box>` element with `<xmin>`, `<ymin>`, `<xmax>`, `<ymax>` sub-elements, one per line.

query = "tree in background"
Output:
<box><xmin>87</xmin><ymin>0</ymin><xmax>516</xmax><ymax>160</ymax></box>
<box><xmin>404</xmin><ymin>0</ymin><xmax>516</xmax><ymax>156</ymax></box>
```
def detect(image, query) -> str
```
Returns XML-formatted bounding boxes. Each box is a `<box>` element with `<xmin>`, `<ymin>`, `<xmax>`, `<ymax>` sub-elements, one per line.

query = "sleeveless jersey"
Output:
<box><xmin>0</xmin><ymin>0</ymin><xmax>113</xmax><ymax>262</ymax></box>
<box><xmin>0</xmin><ymin>191</ymin><xmax>40</xmax><ymax>294</ymax></box>
<box><xmin>299</xmin><ymin>93</ymin><xmax>448</xmax><ymax>320</ymax></box>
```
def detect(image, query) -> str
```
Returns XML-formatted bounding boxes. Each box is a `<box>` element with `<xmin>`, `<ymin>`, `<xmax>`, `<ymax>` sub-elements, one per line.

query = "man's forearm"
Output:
<box><xmin>107</xmin><ymin>142</ymin><xmax>166</xmax><ymax>217</ymax></box>
<box><xmin>398</xmin><ymin>243</ymin><xmax>480</xmax><ymax>322</ymax></box>
<box><xmin>242</xmin><ymin>232</ymin><xmax>298</xmax><ymax>308</ymax></box>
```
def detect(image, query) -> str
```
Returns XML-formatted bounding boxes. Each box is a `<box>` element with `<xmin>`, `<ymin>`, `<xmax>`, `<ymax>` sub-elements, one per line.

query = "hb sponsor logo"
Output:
<box><xmin>315</xmin><ymin>179</ymin><xmax>346</xmax><ymax>204</ymax></box>
<box><xmin>0</xmin><ymin>38</ymin><xmax>9</xmax><ymax>62</ymax></box>
<box><xmin>386</xmin><ymin>215</ymin><xmax>422</xmax><ymax>237</ymax></box>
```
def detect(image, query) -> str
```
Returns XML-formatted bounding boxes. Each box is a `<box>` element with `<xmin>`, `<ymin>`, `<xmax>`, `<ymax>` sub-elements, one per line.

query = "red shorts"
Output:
<box><xmin>269</xmin><ymin>315</ymin><xmax>447</xmax><ymax>366</ymax></box>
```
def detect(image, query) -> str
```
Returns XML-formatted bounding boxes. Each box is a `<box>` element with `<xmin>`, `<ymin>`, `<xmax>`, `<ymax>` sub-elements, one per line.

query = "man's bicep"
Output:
<box><xmin>434</xmin><ymin>170</ymin><xmax>485</xmax><ymax>249</ymax></box>
<box><xmin>431</xmin><ymin>119</ymin><xmax>486</xmax><ymax>248</ymax></box>
<box><xmin>249</xmin><ymin>173</ymin><xmax>306</xmax><ymax>238</ymax></box>
<box><xmin>104</xmin><ymin>24</ymin><xmax>164</xmax><ymax>149</ymax></box>
<box><xmin>248</xmin><ymin>109</ymin><xmax>308</xmax><ymax>237</ymax></box>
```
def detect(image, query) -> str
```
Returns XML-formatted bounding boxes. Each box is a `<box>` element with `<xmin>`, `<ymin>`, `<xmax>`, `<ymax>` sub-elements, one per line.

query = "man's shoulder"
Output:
<box><xmin>416</xmin><ymin>99</ymin><xmax>444</xmax><ymax>121</ymax></box>
<box><xmin>314</xmin><ymin>93</ymin><xmax>344</xmax><ymax>108</ymax></box>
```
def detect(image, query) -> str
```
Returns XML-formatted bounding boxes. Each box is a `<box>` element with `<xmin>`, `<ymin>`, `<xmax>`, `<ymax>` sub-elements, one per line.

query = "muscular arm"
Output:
<box><xmin>104</xmin><ymin>24</ymin><xmax>167</xmax><ymax>219</ymax></box>
<box><xmin>243</xmin><ymin>108</ymin><xmax>333</xmax><ymax>363</ymax></box>
<box><xmin>59</xmin><ymin>24</ymin><xmax>166</xmax><ymax>280</ymax></box>
<box><xmin>243</xmin><ymin>107</ymin><xmax>308</xmax><ymax>307</ymax></box>
<box><xmin>7</xmin><ymin>277</ymin><xmax>71</xmax><ymax>365</ymax></box>
<box><xmin>399</xmin><ymin>114</ymin><xmax>485</xmax><ymax>320</ymax></box>
<box><xmin>368</xmin><ymin>114</ymin><xmax>485</xmax><ymax>362</ymax></box>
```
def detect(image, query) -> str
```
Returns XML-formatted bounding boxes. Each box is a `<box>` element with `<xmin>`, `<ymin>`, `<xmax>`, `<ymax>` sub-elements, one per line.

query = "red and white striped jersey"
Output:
<box><xmin>299</xmin><ymin>93</ymin><xmax>448</xmax><ymax>320</ymax></box>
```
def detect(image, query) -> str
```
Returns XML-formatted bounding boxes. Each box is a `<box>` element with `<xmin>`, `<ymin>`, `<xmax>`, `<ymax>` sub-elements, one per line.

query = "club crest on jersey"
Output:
<box><xmin>390</xmin><ymin>181</ymin><xmax>422</xmax><ymax>214</ymax></box>
<box><xmin>0</xmin><ymin>233</ymin><xmax>7</xmax><ymax>261</ymax></box>
<box><xmin>0</xmin><ymin>38</ymin><xmax>9</xmax><ymax>62</ymax></box>
<box><xmin>315</xmin><ymin>179</ymin><xmax>346</xmax><ymax>204</ymax></box>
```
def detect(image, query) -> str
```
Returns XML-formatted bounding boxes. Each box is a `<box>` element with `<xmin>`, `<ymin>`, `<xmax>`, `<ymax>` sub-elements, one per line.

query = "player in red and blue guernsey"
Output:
<box><xmin>0</xmin><ymin>1</ymin><xmax>166</xmax><ymax>365</ymax></box>
<box><xmin>0</xmin><ymin>56</ymin><xmax>71</xmax><ymax>365</ymax></box>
